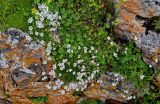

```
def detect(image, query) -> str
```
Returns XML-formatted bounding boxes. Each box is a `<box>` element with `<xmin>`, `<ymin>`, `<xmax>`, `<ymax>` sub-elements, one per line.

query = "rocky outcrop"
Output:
<box><xmin>0</xmin><ymin>28</ymin><xmax>77</xmax><ymax>104</ymax></box>
<box><xmin>0</xmin><ymin>29</ymin><xmax>136</xmax><ymax>103</ymax></box>
<box><xmin>115</xmin><ymin>0</ymin><xmax>160</xmax><ymax>69</ymax></box>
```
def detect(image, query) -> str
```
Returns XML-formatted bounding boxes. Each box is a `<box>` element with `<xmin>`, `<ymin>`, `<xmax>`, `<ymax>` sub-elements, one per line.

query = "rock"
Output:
<box><xmin>155</xmin><ymin>73</ymin><xmax>160</xmax><ymax>89</ymax></box>
<box><xmin>0</xmin><ymin>98</ymin><xmax>12</xmax><ymax>104</ymax></box>
<box><xmin>115</xmin><ymin>0</ymin><xmax>160</xmax><ymax>69</ymax></box>
<box><xmin>0</xmin><ymin>28</ymin><xmax>77</xmax><ymax>104</ymax></box>
<box><xmin>84</xmin><ymin>72</ymin><xmax>137</xmax><ymax>103</ymax></box>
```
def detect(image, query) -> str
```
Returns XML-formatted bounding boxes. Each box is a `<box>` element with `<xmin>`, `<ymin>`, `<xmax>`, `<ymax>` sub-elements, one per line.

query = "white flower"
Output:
<box><xmin>49</xmin><ymin>70</ymin><xmax>55</xmax><ymax>75</ymax></box>
<box><xmin>50</xmin><ymin>27</ymin><xmax>56</xmax><ymax>31</ymax></box>
<box><xmin>64</xmin><ymin>86</ymin><xmax>68</xmax><ymax>90</ymax></box>
<box><xmin>140</xmin><ymin>75</ymin><xmax>145</xmax><ymax>80</ymax></box>
<box><xmin>40</xmin><ymin>40</ymin><xmax>45</xmax><ymax>45</ymax></box>
<box><xmin>40</xmin><ymin>17</ymin><xmax>44</xmax><ymax>21</ymax></box>
<box><xmin>91</xmin><ymin>46</ymin><xmax>94</xmax><ymax>50</ymax></box>
<box><xmin>36</xmin><ymin>20</ymin><xmax>44</xmax><ymax>28</ymax></box>
<box><xmin>69</xmin><ymin>69</ymin><xmax>72</xmax><ymax>72</ymax></box>
<box><xmin>77</xmin><ymin>60</ymin><xmax>83</xmax><ymax>64</ymax></box>
<box><xmin>78</xmin><ymin>46</ymin><xmax>81</xmax><ymax>50</ymax></box>
<box><xmin>42</xmin><ymin>76</ymin><xmax>48</xmax><ymax>80</ymax></box>
<box><xmin>76</xmin><ymin>88</ymin><xmax>79</xmax><ymax>91</ymax></box>
<box><xmin>91</xmin><ymin>84</ymin><xmax>94</xmax><ymax>86</ymax></box>
<box><xmin>67</xmin><ymin>49</ymin><xmax>71</xmax><ymax>53</ymax></box>
<box><xmin>134</xmin><ymin>36</ymin><xmax>137</xmax><ymax>40</ymax></box>
<box><xmin>52</xmin><ymin>64</ymin><xmax>57</xmax><ymax>70</ymax></box>
<box><xmin>92</xmin><ymin>56</ymin><xmax>96</xmax><ymax>59</ymax></box>
<box><xmin>110</xmin><ymin>41</ymin><xmax>114</xmax><ymax>46</ymax></box>
<box><xmin>45</xmin><ymin>84</ymin><xmax>51</xmax><ymax>89</ymax></box>
<box><xmin>149</xmin><ymin>64</ymin><xmax>152</xmax><ymax>68</ymax></box>
<box><xmin>97</xmin><ymin>63</ymin><xmax>99</xmax><ymax>66</ymax></box>
<box><xmin>59</xmin><ymin>73</ymin><xmax>62</xmax><ymax>76</ymax></box>
<box><xmin>62</xmin><ymin>59</ymin><xmax>67</xmax><ymax>63</ymax></box>
<box><xmin>132</xmin><ymin>96</ymin><xmax>136</xmax><ymax>99</ymax></box>
<box><xmin>155</xmin><ymin>59</ymin><xmax>158</xmax><ymax>63</ymax></box>
<box><xmin>53</xmin><ymin>86</ymin><xmax>57</xmax><ymax>90</ymax></box>
<box><xmin>47</xmin><ymin>57</ymin><xmax>52</xmax><ymax>60</ymax></box>
<box><xmin>113</xmin><ymin>53</ymin><xmax>117</xmax><ymax>57</ymax></box>
<box><xmin>73</xmin><ymin>63</ymin><xmax>77</xmax><ymax>67</ymax></box>
<box><xmin>60</xmin><ymin>66</ymin><xmax>65</xmax><ymax>71</ymax></box>
<box><xmin>72</xmin><ymin>72</ymin><xmax>76</xmax><ymax>75</ymax></box>
<box><xmin>28</xmin><ymin>26</ymin><xmax>33</xmax><ymax>31</ymax></box>
<box><xmin>112</xmin><ymin>82</ymin><xmax>117</xmax><ymax>86</ymax></box>
<box><xmin>127</xmin><ymin>96</ymin><xmax>133</xmax><ymax>100</ymax></box>
<box><xmin>28</xmin><ymin>17</ymin><xmax>33</xmax><ymax>23</ymax></box>
<box><xmin>43</xmin><ymin>60</ymin><xmax>47</xmax><ymax>64</ymax></box>
<box><xmin>38</xmin><ymin>4</ymin><xmax>48</xmax><ymax>11</ymax></box>
<box><xmin>107</xmin><ymin>36</ymin><xmax>111</xmax><ymax>40</ymax></box>
<box><xmin>84</xmin><ymin>50</ymin><xmax>87</xmax><ymax>53</ymax></box>
<box><xmin>26</xmin><ymin>35</ymin><xmax>32</xmax><ymax>41</ymax></box>
<box><xmin>95</xmin><ymin>50</ymin><xmax>98</xmax><ymax>53</ymax></box>
<box><xmin>35</xmin><ymin>31</ymin><xmax>39</xmax><ymax>36</ymax></box>
<box><xmin>78</xmin><ymin>55</ymin><xmax>81</xmax><ymax>58</ymax></box>
<box><xmin>97</xmin><ymin>80</ymin><xmax>103</xmax><ymax>83</ymax></box>
<box><xmin>124</xmin><ymin>90</ymin><xmax>129</xmax><ymax>94</ymax></box>
<box><xmin>40</xmin><ymin>33</ymin><xmax>44</xmax><ymax>37</ymax></box>
<box><xmin>82</xmin><ymin>65</ymin><xmax>86</xmax><ymax>70</ymax></box>
<box><xmin>67</xmin><ymin>44</ymin><xmax>71</xmax><ymax>48</ymax></box>
<box><xmin>42</xmin><ymin>72</ymin><xmax>46</xmax><ymax>75</ymax></box>
<box><xmin>60</xmin><ymin>90</ymin><xmax>65</xmax><ymax>95</ymax></box>
<box><xmin>91</xmin><ymin>60</ymin><xmax>94</xmax><ymax>64</ymax></box>
<box><xmin>29</xmin><ymin>31</ymin><xmax>33</xmax><ymax>35</ymax></box>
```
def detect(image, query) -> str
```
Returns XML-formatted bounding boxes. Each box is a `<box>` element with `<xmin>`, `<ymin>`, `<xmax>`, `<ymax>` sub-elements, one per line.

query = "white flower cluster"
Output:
<box><xmin>140</xmin><ymin>75</ymin><xmax>145</xmax><ymax>80</ymax></box>
<box><xmin>28</xmin><ymin>4</ymin><xmax>61</xmax><ymax>39</ymax></box>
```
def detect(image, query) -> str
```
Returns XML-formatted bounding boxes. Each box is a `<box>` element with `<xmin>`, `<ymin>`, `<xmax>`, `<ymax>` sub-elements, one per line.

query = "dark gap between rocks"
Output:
<box><xmin>135</xmin><ymin>15</ymin><xmax>160</xmax><ymax>34</ymax></box>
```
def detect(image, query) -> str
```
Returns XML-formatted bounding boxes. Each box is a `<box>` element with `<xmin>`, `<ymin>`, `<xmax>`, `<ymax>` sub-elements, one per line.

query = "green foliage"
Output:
<box><xmin>153</xmin><ymin>18</ymin><xmax>160</xmax><ymax>31</ymax></box>
<box><xmin>0</xmin><ymin>0</ymin><xmax>33</xmax><ymax>31</ymax></box>
<box><xmin>111</xmin><ymin>41</ymin><xmax>150</xmax><ymax>88</ymax></box>
<box><xmin>29</xmin><ymin>96</ymin><xmax>48</xmax><ymax>104</ymax></box>
<box><xmin>80</xmin><ymin>99</ymin><xmax>100</xmax><ymax>104</ymax></box>
<box><xmin>35</xmin><ymin>0</ymin><xmax>118</xmax><ymax>83</ymax></box>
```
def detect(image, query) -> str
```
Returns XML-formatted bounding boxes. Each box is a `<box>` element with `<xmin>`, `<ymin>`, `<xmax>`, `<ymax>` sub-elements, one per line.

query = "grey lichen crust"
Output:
<box><xmin>137</xmin><ymin>31</ymin><xmax>160</xmax><ymax>53</ymax></box>
<box><xmin>141</xmin><ymin>0</ymin><xmax>160</xmax><ymax>16</ymax></box>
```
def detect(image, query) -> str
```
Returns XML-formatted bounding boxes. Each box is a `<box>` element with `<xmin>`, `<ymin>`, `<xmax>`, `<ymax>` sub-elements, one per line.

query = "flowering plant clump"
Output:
<box><xmin>1</xmin><ymin>0</ymin><xmax>160</xmax><ymax>103</ymax></box>
<box><xmin>27</xmin><ymin>1</ymin><xmax>119</xmax><ymax>91</ymax></box>
<box><xmin>28</xmin><ymin>4</ymin><xmax>61</xmax><ymax>43</ymax></box>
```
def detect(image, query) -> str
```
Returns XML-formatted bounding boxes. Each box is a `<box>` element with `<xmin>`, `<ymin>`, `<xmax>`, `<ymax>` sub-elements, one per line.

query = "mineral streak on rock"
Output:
<box><xmin>115</xmin><ymin>0</ymin><xmax>160</xmax><ymax>69</ymax></box>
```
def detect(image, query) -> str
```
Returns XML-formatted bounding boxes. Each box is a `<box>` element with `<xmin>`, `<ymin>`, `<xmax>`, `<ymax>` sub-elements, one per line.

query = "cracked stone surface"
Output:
<box><xmin>115</xmin><ymin>0</ymin><xmax>160</xmax><ymax>70</ymax></box>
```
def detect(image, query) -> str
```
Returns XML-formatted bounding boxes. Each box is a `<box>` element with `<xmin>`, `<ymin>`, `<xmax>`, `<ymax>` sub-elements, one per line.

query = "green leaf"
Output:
<box><xmin>34</xmin><ymin>0</ymin><xmax>40</xmax><ymax>4</ymax></box>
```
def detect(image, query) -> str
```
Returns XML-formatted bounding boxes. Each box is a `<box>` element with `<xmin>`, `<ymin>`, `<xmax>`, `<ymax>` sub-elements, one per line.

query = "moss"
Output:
<box><xmin>0</xmin><ymin>0</ymin><xmax>33</xmax><ymax>31</ymax></box>
<box><xmin>28</xmin><ymin>96</ymin><xmax>48</xmax><ymax>104</ymax></box>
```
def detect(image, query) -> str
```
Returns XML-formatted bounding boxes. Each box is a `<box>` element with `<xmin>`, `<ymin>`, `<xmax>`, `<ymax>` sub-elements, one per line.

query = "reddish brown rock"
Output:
<box><xmin>115</xmin><ymin>0</ymin><xmax>160</xmax><ymax>69</ymax></box>
<box><xmin>0</xmin><ymin>29</ymin><xmax>77</xmax><ymax>104</ymax></box>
